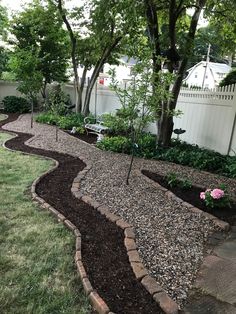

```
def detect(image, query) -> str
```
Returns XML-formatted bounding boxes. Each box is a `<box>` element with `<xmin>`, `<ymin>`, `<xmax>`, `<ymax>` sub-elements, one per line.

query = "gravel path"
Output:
<box><xmin>3</xmin><ymin>114</ymin><xmax>236</xmax><ymax>307</ymax></box>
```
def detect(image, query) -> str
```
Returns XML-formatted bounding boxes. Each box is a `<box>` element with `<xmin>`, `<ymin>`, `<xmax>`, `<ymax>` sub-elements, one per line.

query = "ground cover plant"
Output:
<box><xmin>36</xmin><ymin>111</ymin><xmax>85</xmax><ymax>133</ymax></box>
<box><xmin>0</xmin><ymin>132</ymin><xmax>90</xmax><ymax>314</ymax></box>
<box><xmin>97</xmin><ymin>134</ymin><xmax>236</xmax><ymax>178</ymax></box>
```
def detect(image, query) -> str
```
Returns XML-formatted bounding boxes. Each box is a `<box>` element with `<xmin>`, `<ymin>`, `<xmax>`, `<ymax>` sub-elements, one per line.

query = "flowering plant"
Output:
<box><xmin>200</xmin><ymin>186</ymin><xmax>230</xmax><ymax>208</ymax></box>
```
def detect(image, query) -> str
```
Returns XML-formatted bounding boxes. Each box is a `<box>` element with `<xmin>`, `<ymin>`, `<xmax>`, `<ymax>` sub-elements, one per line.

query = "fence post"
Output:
<box><xmin>227</xmin><ymin>84</ymin><xmax>236</xmax><ymax>155</ymax></box>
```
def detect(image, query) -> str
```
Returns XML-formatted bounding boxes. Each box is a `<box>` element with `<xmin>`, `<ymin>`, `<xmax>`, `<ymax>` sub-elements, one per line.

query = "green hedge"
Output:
<box><xmin>3</xmin><ymin>96</ymin><xmax>30</xmax><ymax>113</ymax></box>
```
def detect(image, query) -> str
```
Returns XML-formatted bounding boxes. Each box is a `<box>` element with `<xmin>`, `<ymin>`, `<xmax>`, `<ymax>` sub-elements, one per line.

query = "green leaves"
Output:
<box><xmin>9</xmin><ymin>0</ymin><xmax>70</xmax><ymax>98</ymax></box>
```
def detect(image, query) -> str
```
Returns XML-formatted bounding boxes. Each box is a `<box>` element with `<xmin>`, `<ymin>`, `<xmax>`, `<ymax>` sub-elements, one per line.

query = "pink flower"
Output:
<box><xmin>210</xmin><ymin>189</ymin><xmax>224</xmax><ymax>199</ymax></box>
<box><xmin>200</xmin><ymin>192</ymin><xmax>205</xmax><ymax>200</ymax></box>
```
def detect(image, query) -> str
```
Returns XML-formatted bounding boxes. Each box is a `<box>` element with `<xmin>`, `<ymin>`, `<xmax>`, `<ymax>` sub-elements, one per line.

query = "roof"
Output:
<box><xmin>185</xmin><ymin>61</ymin><xmax>231</xmax><ymax>81</ymax></box>
<box><xmin>120</xmin><ymin>56</ymin><xmax>137</xmax><ymax>66</ymax></box>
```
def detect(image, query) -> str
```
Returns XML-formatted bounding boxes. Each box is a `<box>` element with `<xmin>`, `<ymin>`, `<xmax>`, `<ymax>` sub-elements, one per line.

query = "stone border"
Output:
<box><xmin>138</xmin><ymin>170</ymin><xmax>230</xmax><ymax>232</ymax></box>
<box><xmin>72</xmin><ymin>159</ymin><xmax>180</xmax><ymax>314</ymax></box>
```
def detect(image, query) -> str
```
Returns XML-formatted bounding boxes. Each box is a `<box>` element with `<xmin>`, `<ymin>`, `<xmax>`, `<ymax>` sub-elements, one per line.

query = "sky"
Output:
<box><xmin>1</xmin><ymin>0</ymin><xmax>208</xmax><ymax>26</ymax></box>
<box><xmin>1</xmin><ymin>0</ymin><xmax>84</xmax><ymax>12</ymax></box>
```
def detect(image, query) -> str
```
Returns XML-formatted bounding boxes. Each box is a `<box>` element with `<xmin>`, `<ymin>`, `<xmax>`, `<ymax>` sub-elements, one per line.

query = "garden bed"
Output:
<box><xmin>142</xmin><ymin>170</ymin><xmax>236</xmax><ymax>225</ymax></box>
<box><xmin>3</xmin><ymin>112</ymin><xmax>225</xmax><ymax>307</ymax></box>
<box><xmin>65</xmin><ymin>130</ymin><xmax>97</xmax><ymax>144</ymax></box>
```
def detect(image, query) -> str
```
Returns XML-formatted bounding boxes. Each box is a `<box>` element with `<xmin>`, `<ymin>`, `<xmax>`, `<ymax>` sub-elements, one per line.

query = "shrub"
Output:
<box><xmin>97</xmin><ymin>134</ymin><xmax>236</xmax><ymax>178</ymax></box>
<box><xmin>200</xmin><ymin>185</ymin><xmax>230</xmax><ymax>208</ymax></box>
<box><xmin>57</xmin><ymin>113</ymin><xmax>84</xmax><ymax>130</ymax></box>
<box><xmin>36</xmin><ymin>112</ymin><xmax>59</xmax><ymax>125</ymax></box>
<box><xmin>165</xmin><ymin>172</ymin><xmax>192</xmax><ymax>190</ymax></box>
<box><xmin>75</xmin><ymin>126</ymin><xmax>85</xmax><ymax>134</ymax></box>
<box><xmin>3</xmin><ymin>96</ymin><xmax>30</xmax><ymax>113</ymax></box>
<box><xmin>224</xmin><ymin>157</ymin><xmax>236</xmax><ymax>178</ymax></box>
<box><xmin>36</xmin><ymin>112</ymin><xmax>84</xmax><ymax>130</ymax></box>
<box><xmin>45</xmin><ymin>86</ymin><xmax>71</xmax><ymax>115</ymax></box>
<box><xmin>136</xmin><ymin>133</ymin><xmax>156</xmax><ymax>158</ymax></box>
<box><xmin>97</xmin><ymin>136</ymin><xmax>131</xmax><ymax>153</ymax></box>
<box><xmin>102</xmin><ymin>112</ymin><xmax>130</xmax><ymax>136</ymax></box>
<box><xmin>156</xmin><ymin>142</ymin><xmax>226</xmax><ymax>172</ymax></box>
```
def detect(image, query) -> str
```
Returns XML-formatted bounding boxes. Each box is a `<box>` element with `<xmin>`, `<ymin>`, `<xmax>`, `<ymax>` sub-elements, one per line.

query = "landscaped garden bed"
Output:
<box><xmin>1</xmin><ymin>113</ymin><xmax>163</xmax><ymax>314</ymax></box>
<box><xmin>4</xmin><ymin>112</ymin><xmax>236</xmax><ymax>310</ymax></box>
<box><xmin>142</xmin><ymin>170</ymin><xmax>236</xmax><ymax>225</ymax></box>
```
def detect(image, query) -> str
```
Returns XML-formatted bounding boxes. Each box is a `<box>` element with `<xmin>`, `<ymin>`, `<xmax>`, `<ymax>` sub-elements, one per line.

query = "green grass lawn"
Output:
<box><xmin>0</xmin><ymin>132</ymin><xmax>91</xmax><ymax>314</ymax></box>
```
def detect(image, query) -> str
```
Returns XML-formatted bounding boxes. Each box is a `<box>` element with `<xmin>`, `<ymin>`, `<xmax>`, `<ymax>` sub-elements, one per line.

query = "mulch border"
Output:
<box><xmin>1</xmin><ymin>123</ymin><xmax>179</xmax><ymax>314</ymax></box>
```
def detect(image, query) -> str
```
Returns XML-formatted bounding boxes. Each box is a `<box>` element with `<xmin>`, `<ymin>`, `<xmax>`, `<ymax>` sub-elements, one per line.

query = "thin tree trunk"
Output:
<box><xmin>57</xmin><ymin>0</ymin><xmax>82</xmax><ymax>113</ymax></box>
<box><xmin>31</xmin><ymin>98</ymin><xmax>34</xmax><ymax>129</ymax></box>
<box><xmin>82</xmin><ymin>37</ymin><xmax>122</xmax><ymax>116</ymax></box>
<box><xmin>145</xmin><ymin>0</ymin><xmax>164</xmax><ymax>145</ymax></box>
<box><xmin>126</xmin><ymin>129</ymin><xmax>136</xmax><ymax>185</ymax></box>
<box><xmin>41</xmin><ymin>80</ymin><xmax>47</xmax><ymax>101</ymax></box>
<box><xmin>80</xmin><ymin>66</ymin><xmax>87</xmax><ymax>95</ymax></box>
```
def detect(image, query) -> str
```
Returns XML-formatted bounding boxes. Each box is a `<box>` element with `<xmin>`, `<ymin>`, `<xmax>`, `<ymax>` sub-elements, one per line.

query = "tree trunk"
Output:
<box><xmin>157</xmin><ymin>0</ymin><xmax>206</xmax><ymax>147</ymax></box>
<box><xmin>57</xmin><ymin>0</ymin><xmax>82</xmax><ymax>113</ymax></box>
<box><xmin>41</xmin><ymin>80</ymin><xmax>47</xmax><ymax>101</ymax></box>
<box><xmin>80</xmin><ymin>66</ymin><xmax>87</xmax><ymax>95</ymax></box>
<box><xmin>72</xmin><ymin>41</ymin><xmax>82</xmax><ymax>113</ymax></box>
<box><xmin>82</xmin><ymin>37</ymin><xmax>122</xmax><ymax>116</ymax></box>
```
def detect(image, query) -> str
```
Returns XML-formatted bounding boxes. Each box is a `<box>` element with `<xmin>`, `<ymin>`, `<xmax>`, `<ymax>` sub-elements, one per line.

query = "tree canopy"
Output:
<box><xmin>10</xmin><ymin>0</ymin><xmax>70</xmax><ymax>98</ymax></box>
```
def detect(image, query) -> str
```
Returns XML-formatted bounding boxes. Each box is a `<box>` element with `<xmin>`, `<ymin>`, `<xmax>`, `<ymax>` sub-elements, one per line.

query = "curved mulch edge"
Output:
<box><xmin>70</xmin><ymin>167</ymin><xmax>179</xmax><ymax>314</ymax></box>
<box><xmin>1</xmin><ymin>117</ymin><xmax>179</xmax><ymax>314</ymax></box>
<box><xmin>2</xmin><ymin>132</ymin><xmax>111</xmax><ymax>314</ymax></box>
<box><xmin>138</xmin><ymin>169</ymin><xmax>230</xmax><ymax>232</ymax></box>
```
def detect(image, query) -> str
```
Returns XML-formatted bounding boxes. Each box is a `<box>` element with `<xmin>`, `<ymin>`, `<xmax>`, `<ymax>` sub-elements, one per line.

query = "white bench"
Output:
<box><xmin>84</xmin><ymin>117</ymin><xmax>109</xmax><ymax>141</ymax></box>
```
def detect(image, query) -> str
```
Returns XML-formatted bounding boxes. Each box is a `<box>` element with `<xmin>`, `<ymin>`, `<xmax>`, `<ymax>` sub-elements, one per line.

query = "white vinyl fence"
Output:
<box><xmin>173</xmin><ymin>85</ymin><xmax>236</xmax><ymax>156</ymax></box>
<box><xmin>1</xmin><ymin>80</ymin><xmax>236</xmax><ymax>156</ymax></box>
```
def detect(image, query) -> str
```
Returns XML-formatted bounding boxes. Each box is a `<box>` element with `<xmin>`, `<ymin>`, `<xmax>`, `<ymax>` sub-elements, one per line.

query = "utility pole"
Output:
<box><xmin>202</xmin><ymin>43</ymin><xmax>211</xmax><ymax>89</ymax></box>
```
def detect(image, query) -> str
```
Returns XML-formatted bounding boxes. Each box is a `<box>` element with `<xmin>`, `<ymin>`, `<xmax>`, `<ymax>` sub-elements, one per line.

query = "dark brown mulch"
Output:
<box><xmin>142</xmin><ymin>170</ymin><xmax>236</xmax><ymax>225</ymax></box>
<box><xmin>65</xmin><ymin>130</ymin><xmax>98</xmax><ymax>144</ymax></box>
<box><xmin>0</xmin><ymin>112</ymin><xmax>20</xmax><ymax>127</ymax></box>
<box><xmin>1</xmin><ymin>114</ymin><xmax>163</xmax><ymax>314</ymax></box>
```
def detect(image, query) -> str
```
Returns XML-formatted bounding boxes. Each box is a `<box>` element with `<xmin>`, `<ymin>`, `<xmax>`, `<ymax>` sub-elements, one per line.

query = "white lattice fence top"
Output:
<box><xmin>178</xmin><ymin>84</ymin><xmax>236</xmax><ymax>105</ymax></box>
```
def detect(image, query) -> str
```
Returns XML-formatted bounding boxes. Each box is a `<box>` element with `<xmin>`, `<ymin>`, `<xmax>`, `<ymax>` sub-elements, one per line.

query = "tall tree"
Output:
<box><xmin>55</xmin><ymin>0</ymin><xmax>139</xmax><ymax>115</ymax></box>
<box><xmin>206</xmin><ymin>0</ymin><xmax>236</xmax><ymax>66</ymax></box>
<box><xmin>141</xmin><ymin>0</ymin><xmax>206</xmax><ymax>146</ymax></box>
<box><xmin>56</xmin><ymin>0</ymin><xmax>83</xmax><ymax>113</ymax></box>
<box><xmin>10</xmin><ymin>0</ymin><xmax>69</xmax><ymax>100</ymax></box>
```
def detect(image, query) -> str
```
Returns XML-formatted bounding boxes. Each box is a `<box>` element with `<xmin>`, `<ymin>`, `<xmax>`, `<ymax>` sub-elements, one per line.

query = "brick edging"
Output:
<box><xmin>137</xmin><ymin>169</ymin><xmax>230</xmax><ymax>231</ymax></box>
<box><xmin>72</xmin><ymin>157</ymin><xmax>180</xmax><ymax>314</ymax></box>
<box><xmin>2</xmin><ymin>132</ymin><xmax>111</xmax><ymax>314</ymax></box>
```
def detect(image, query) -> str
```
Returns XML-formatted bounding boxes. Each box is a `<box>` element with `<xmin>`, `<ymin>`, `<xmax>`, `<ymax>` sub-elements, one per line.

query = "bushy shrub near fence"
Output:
<box><xmin>36</xmin><ymin>112</ymin><xmax>85</xmax><ymax>132</ymax></box>
<box><xmin>3</xmin><ymin>96</ymin><xmax>30</xmax><ymax>113</ymax></box>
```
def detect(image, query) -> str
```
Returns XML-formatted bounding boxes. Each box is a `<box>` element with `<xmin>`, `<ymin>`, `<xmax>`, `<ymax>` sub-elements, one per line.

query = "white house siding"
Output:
<box><xmin>183</xmin><ymin>61</ymin><xmax>231</xmax><ymax>89</ymax></box>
